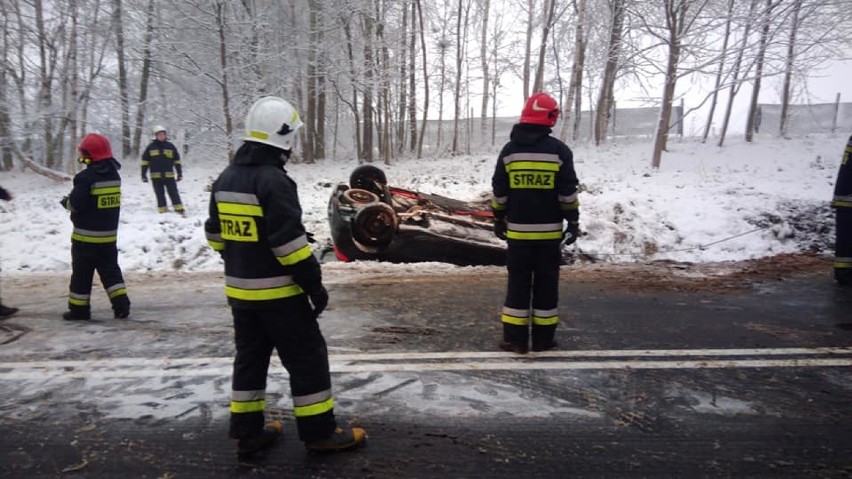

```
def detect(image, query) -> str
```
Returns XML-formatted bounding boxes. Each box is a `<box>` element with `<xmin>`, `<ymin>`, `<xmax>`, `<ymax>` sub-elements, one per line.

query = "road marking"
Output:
<box><xmin>0</xmin><ymin>347</ymin><xmax>850</xmax><ymax>380</ymax></box>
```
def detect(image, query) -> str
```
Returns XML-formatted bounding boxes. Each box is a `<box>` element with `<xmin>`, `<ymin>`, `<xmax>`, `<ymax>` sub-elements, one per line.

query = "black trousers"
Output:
<box><xmin>502</xmin><ymin>242</ymin><xmax>561</xmax><ymax>349</ymax></box>
<box><xmin>151</xmin><ymin>178</ymin><xmax>184</xmax><ymax>212</ymax></box>
<box><xmin>68</xmin><ymin>241</ymin><xmax>130</xmax><ymax>315</ymax></box>
<box><xmin>836</xmin><ymin>208</ymin><xmax>852</xmax><ymax>285</ymax></box>
<box><xmin>230</xmin><ymin>297</ymin><xmax>337</xmax><ymax>442</ymax></box>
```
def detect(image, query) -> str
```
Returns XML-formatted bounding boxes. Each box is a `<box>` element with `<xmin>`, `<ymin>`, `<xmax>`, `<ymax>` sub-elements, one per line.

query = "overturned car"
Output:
<box><xmin>327</xmin><ymin>165</ymin><xmax>508</xmax><ymax>266</ymax></box>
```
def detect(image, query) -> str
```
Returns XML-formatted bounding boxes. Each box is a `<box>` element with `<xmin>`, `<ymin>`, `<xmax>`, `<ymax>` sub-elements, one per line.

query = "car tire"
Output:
<box><xmin>351</xmin><ymin>202</ymin><xmax>398</xmax><ymax>252</ymax></box>
<box><xmin>341</xmin><ymin>188</ymin><xmax>380</xmax><ymax>206</ymax></box>
<box><xmin>349</xmin><ymin>165</ymin><xmax>387</xmax><ymax>196</ymax></box>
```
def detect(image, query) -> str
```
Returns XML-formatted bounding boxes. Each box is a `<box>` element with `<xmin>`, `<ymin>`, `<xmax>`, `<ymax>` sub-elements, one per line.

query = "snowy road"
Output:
<box><xmin>1</xmin><ymin>256</ymin><xmax>851</xmax><ymax>477</ymax></box>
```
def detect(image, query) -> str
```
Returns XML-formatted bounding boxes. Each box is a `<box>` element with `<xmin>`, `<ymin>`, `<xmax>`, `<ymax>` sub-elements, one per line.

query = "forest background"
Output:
<box><xmin>1</xmin><ymin>0</ymin><xmax>851</xmax><ymax>175</ymax></box>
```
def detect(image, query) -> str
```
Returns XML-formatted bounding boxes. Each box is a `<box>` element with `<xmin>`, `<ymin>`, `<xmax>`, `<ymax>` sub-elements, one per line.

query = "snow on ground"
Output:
<box><xmin>0</xmin><ymin>134</ymin><xmax>842</xmax><ymax>278</ymax></box>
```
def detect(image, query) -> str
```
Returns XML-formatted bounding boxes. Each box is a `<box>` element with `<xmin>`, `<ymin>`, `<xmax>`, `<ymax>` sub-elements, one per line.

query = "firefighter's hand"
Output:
<box><xmin>493</xmin><ymin>219</ymin><xmax>508</xmax><ymax>241</ymax></box>
<box><xmin>177</xmin><ymin>175</ymin><xmax>183</xmax><ymax>182</ymax></box>
<box><xmin>142</xmin><ymin>176</ymin><xmax>148</xmax><ymax>183</ymax></box>
<box><xmin>563</xmin><ymin>221</ymin><xmax>580</xmax><ymax>246</ymax></box>
<box><xmin>60</xmin><ymin>196</ymin><xmax>69</xmax><ymax>210</ymax></box>
<box><xmin>309</xmin><ymin>285</ymin><xmax>329</xmax><ymax>318</ymax></box>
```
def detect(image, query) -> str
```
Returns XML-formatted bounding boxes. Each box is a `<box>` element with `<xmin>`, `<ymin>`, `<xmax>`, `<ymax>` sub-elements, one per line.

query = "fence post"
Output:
<box><xmin>832</xmin><ymin>93</ymin><xmax>841</xmax><ymax>134</ymax></box>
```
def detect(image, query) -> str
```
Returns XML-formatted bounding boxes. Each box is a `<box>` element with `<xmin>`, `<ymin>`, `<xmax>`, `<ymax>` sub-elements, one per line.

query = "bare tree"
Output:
<box><xmin>112</xmin><ymin>0</ymin><xmax>131</xmax><ymax>158</ymax></box>
<box><xmin>745</xmin><ymin>0</ymin><xmax>776</xmax><ymax>143</ymax></box>
<box><xmin>779</xmin><ymin>0</ymin><xmax>802</xmax><ymax>138</ymax></box>
<box><xmin>131</xmin><ymin>0</ymin><xmax>155</xmax><ymax>157</ymax></box>
<box><xmin>700</xmin><ymin>0</ymin><xmax>734</xmax><ymax>143</ymax></box>
<box><xmin>593</xmin><ymin>0</ymin><xmax>626</xmax><ymax>146</ymax></box>
<box><xmin>718</xmin><ymin>0</ymin><xmax>758</xmax><ymax>147</ymax></box>
<box><xmin>561</xmin><ymin>0</ymin><xmax>588</xmax><ymax>142</ymax></box>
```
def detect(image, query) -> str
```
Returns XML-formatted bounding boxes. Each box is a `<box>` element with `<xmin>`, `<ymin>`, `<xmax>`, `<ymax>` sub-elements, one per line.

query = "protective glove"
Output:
<box><xmin>309</xmin><ymin>285</ymin><xmax>329</xmax><ymax>318</ymax></box>
<box><xmin>563</xmin><ymin>221</ymin><xmax>580</xmax><ymax>246</ymax></box>
<box><xmin>60</xmin><ymin>196</ymin><xmax>69</xmax><ymax>210</ymax></box>
<box><xmin>177</xmin><ymin>175</ymin><xmax>183</xmax><ymax>182</ymax></box>
<box><xmin>494</xmin><ymin>219</ymin><xmax>508</xmax><ymax>241</ymax></box>
<box><xmin>142</xmin><ymin>176</ymin><xmax>149</xmax><ymax>183</ymax></box>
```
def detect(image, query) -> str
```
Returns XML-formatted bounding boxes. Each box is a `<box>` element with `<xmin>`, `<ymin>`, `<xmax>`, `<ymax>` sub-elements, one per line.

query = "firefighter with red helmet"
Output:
<box><xmin>141</xmin><ymin>125</ymin><xmax>185</xmax><ymax>214</ymax></box>
<box><xmin>491</xmin><ymin>92</ymin><xmax>580</xmax><ymax>354</ymax></box>
<box><xmin>204</xmin><ymin>96</ymin><xmax>366</xmax><ymax>457</ymax></box>
<box><xmin>61</xmin><ymin>134</ymin><xmax>131</xmax><ymax>320</ymax></box>
<box><xmin>832</xmin><ymin>135</ymin><xmax>852</xmax><ymax>286</ymax></box>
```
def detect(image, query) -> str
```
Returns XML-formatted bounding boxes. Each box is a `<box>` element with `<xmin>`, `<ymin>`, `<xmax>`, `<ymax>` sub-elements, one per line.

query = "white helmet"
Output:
<box><xmin>151</xmin><ymin>125</ymin><xmax>167</xmax><ymax>137</ymax></box>
<box><xmin>244</xmin><ymin>96</ymin><xmax>303</xmax><ymax>151</ymax></box>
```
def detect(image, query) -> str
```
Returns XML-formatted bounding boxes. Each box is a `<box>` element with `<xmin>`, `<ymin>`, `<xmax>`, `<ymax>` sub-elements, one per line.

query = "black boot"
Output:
<box><xmin>236</xmin><ymin>421</ymin><xmax>283</xmax><ymax>458</ymax></box>
<box><xmin>62</xmin><ymin>310</ymin><xmax>91</xmax><ymax>321</ymax></box>
<box><xmin>0</xmin><ymin>304</ymin><xmax>19</xmax><ymax>318</ymax></box>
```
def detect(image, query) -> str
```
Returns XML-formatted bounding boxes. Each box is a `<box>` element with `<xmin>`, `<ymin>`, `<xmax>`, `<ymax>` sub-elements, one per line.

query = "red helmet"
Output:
<box><xmin>78</xmin><ymin>133</ymin><xmax>113</xmax><ymax>162</ymax></box>
<box><xmin>520</xmin><ymin>92</ymin><xmax>559</xmax><ymax>127</ymax></box>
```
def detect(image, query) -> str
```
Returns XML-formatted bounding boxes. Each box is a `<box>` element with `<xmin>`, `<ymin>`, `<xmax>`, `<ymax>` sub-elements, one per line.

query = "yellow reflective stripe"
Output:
<box><xmin>501</xmin><ymin>314</ymin><xmax>529</xmax><ymax>326</ymax></box>
<box><xmin>293</xmin><ymin>397</ymin><xmax>334</xmax><ymax>418</ymax></box>
<box><xmin>505</xmin><ymin>161</ymin><xmax>561</xmax><ymax>172</ymax></box>
<box><xmin>560</xmin><ymin>200</ymin><xmax>580</xmax><ymax>211</ymax></box>
<box><xmin>72</xmin><ymin>233</ymin><xmax>117</xmax><ymax>243</ymax></box>
<box><xmin>108</xmin><ymin>288</ymin><xmax>127</xmax><ymax>299</ymax></box>
<box><xmin>225</xmin><ymin>284</ymin><xmax>304</xmax><ymax>301</ymax></box>
<box><xmin>533</xmin><ymin>315</ymin><xmax>559</xmax><ymax>326</ymax></box>
<box><xmin>218</xmin><ymin>202</ymin><xmax>263</xmax><ymax>217</ymax></box>
<box><xmin>208</xmin><ymin>240</ymin><xmax>225</xmax><ymax>251</ymax></box>
<box><xmin>141</xmin><ymin>161</ymin><xmax>149</xmax><ymax>166</ymax></box>
<box><xmin>91</xmin><ymin>186</ymin><xmax>120</xmax><ymax>195</ymax></box>
<box><xmin>832</xmin><ymin>200</ymin><xmax>852</xmax><ymax>208</ymax></box>
<box><xmin>506</xmin><ymin>230</ymin><xmax>563</xmax><ymax>240</ymax></box>
<box><xmin>249</xmin><ymin>130</ymin><xmax>270</xmax><ymax>140</ymax></box>
<box><xmin>230</xmin><ymin>399</ymin><xmax>265</xmax><ymax>414</ymax></box>
<box><xmin>835</xmin><ymin>261</ymin><xmax>852</xmax><ymax>269</ymax></box>
<box><xmin>68</xmin><ymin>297</ymin><xmax>89</xmax><ymax>306</ymax></box>
<box><xmin>277</xmin><ymin>244</ymin><xmax>313</xmax><ymax>266</ymax></box>
<box><xmin>491</xmin><ymin>199</ymin><xmax>507</xmax><ymax>211</ymax></box>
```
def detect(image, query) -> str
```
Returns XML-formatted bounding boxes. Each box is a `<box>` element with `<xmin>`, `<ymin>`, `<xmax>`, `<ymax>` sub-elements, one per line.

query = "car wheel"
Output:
<box><xmin>349</xmin><ymin>165</ymin><xmax>387</xmax><ymax>196</ymax></box>
<box><xmin>351</xmin><ymin>202</ymin><xmax>398</xmax><ymax>251</ymax></box>
<box><xmin>341</xmin><ymin>188</ymin><xmax>380</xmax><ymax>206</ymax></box>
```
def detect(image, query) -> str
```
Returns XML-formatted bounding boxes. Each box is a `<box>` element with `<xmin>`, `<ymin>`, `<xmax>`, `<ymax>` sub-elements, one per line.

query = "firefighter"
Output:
<box><xmin>204</xmin><ymin>96</ymin><xmax>366</xmax><ymax>457</ymax></box>
<box><xmin>0</xmin><ymin>185</ymin><xmax>19</xmax><ymax>318</ymax></box>
<box><xmin>491</xmin><ymin>92</ymin><xmax>580</xmax><ymax>354</ymax></box>
<box><xmin>833</xmin><ymin>134</ymin><xmax>852</xmax><ymax>286</ymax></box>
<box><xmin>141</xmin><ymin>125</ymin><xmax>184</xmax><ymax>215</ymax></box>
<box><xmin>61</xmin><ymin>134</ymin><xmax>131</xmax><ymax>320</ymax></box>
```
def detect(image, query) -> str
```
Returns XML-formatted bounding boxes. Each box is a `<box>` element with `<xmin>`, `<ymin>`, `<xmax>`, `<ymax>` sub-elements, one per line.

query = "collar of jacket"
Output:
<box><xmin>510</xmin><ymin>123</ymin><xmax>552</xmax><ymax>145</ymax></box>
<box><xmin>88</xmin><ymin>158</ymin><xmax>122</xmax><ymax>172</ymax></box>
<box><xmin>234</xmin><ymin>142</ymin><xmax>287</xmax><ymax>167</ymax></box>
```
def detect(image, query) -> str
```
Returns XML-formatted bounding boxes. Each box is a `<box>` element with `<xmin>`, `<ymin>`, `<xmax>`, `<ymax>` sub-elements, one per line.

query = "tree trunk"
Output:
<box><xmin>702</xmin><ymin>0</ymin><xmax>733</xmax><ymax>143</ymax></box>
<box><xmin>214</xmin><ymin>2</ymin><xmax>234</xmax><ymax>159</ymax></box>
<box><xmin>132</xmin><ymin>0</ymin><xmax>155</xmax><ymax>157</ymax></box>
<box><xmin>745</xmin><ymin>0</ymin><xmax>774</xmax><ymax>143</ymax></box>
<box><xmin>415</xmin><ymin>0</ymin><xmax>428</xmax><ymax>158</ymax></box>
<box><xmin>532</xmin><ymin>0</ymin><xmax>557</xmax><ymax>93</ymax></box>
<box><xmin>305</xmin><ymin>0</ymin><xmax>318</xmax><ymax>164</ymax></box>
<box><xmin>479</xmin><ymin>0</ymin><xmax>490</xmax><ymax>140</ymax></box>
<box><xmin>561</xmin><ymin>0</ymin><xmax>587</xmax><ymax>142</ymax></box>
<box><xmin>718</xmin><ymin>0</ymin><xmax>757</xmax><ymax>147</ymax></box>
<box><xmin>361</xmin><ymin>12</ymin><xmax>375</xmax><ymax>163</ymax></box>
<box><xmin>522</xmin><ymin>0</ymin><xmax>534</xmax><ymax>100</ymax></box>
<box><xmin>451</xmin><ymin>0</ymin><xmax>468</xmax><ymax>155</ymax></box>
<box><xmin>396</xmin><ymin>0</ymin><xmax>408</xmax><ymax>155</ymax></box>
<box><xmin>408</xmin><ymin>1</ymin><xmax>418</xmax><ymax>153</ymax></box>
<box><xmin>35</xmin><ymin>0</ymin><xmax>56</xmax><ymax>168</ymax></box>
<box><xmin>593</xmin><ymin>0</ymin><xmax>624</xmax><ymax>145</ymax></box>
<box><xmin>779</xmin><ymin>0</ymin><xmax>802</xmax><ymax>138</ymax></box>
<box><xmin>0</xmin><ymin>3</ymin><xmax>11</xmax><ymax>170</ymax></box>
<box><xmin>651</xmin><ymin>1</ymin><xmax>684</xmax><ymax>169</ymax></box>
<box><xmin>112</xmin><ymin>0</ymin><xmax>131</xmax><ymax>158</ymax></box>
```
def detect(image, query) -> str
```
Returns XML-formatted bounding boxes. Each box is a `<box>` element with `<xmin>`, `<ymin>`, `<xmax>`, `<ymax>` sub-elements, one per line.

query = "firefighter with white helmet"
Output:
<box><xmin>204</xmin><ymin>96</ymin><xmax>366</xmax><ymax>457</ymax></box>
<box><xmin>491</xmin><ymin>92</ymin><xmax>580</xmax><ymax>354</ymax></box>
<box><xmin>141</xmin><ymin>125</ymin><xmax>185</xmax><ymax>214</ymax></box>
<box><xmin>833</xmin><ymin>135</ymin><xmax>852</xmax><ymax>286</ymax></box>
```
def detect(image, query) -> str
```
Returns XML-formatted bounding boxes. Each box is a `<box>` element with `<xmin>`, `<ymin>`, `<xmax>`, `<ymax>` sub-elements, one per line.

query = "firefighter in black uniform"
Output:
<box><xmin>61</xmin><ymin>134</ymin><xmax>131</xmax><ymax>320</ymax></box>
<box><xmin>205</xmin><ymin>96</ymin><xmax>366</xmax><ymax>457</ymax></box>
<box><xmin>141</xmin><ymin>125</ymin><xmax>184</xmax><ymax>214</ymax></box>
<box><xmin>0</xmin><ymin>186</ymin><xmax>19</xmax><ymax>318</ymax></box>
<box><xmin>491</xmin><ymin>92</ymin><xmax>580</xmax><ymax>354</ymax></box>
<box><xmin>832</xmin><ymin>135</ymin><xmax>852</xmax><ymax>286</ymax></box>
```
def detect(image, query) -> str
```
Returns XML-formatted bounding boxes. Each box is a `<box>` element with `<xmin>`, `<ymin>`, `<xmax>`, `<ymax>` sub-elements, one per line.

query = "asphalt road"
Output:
<box><xmin>0</xmin><ymin>254</ymin><xmax>850</xmax><ymax>478</ymax></box>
